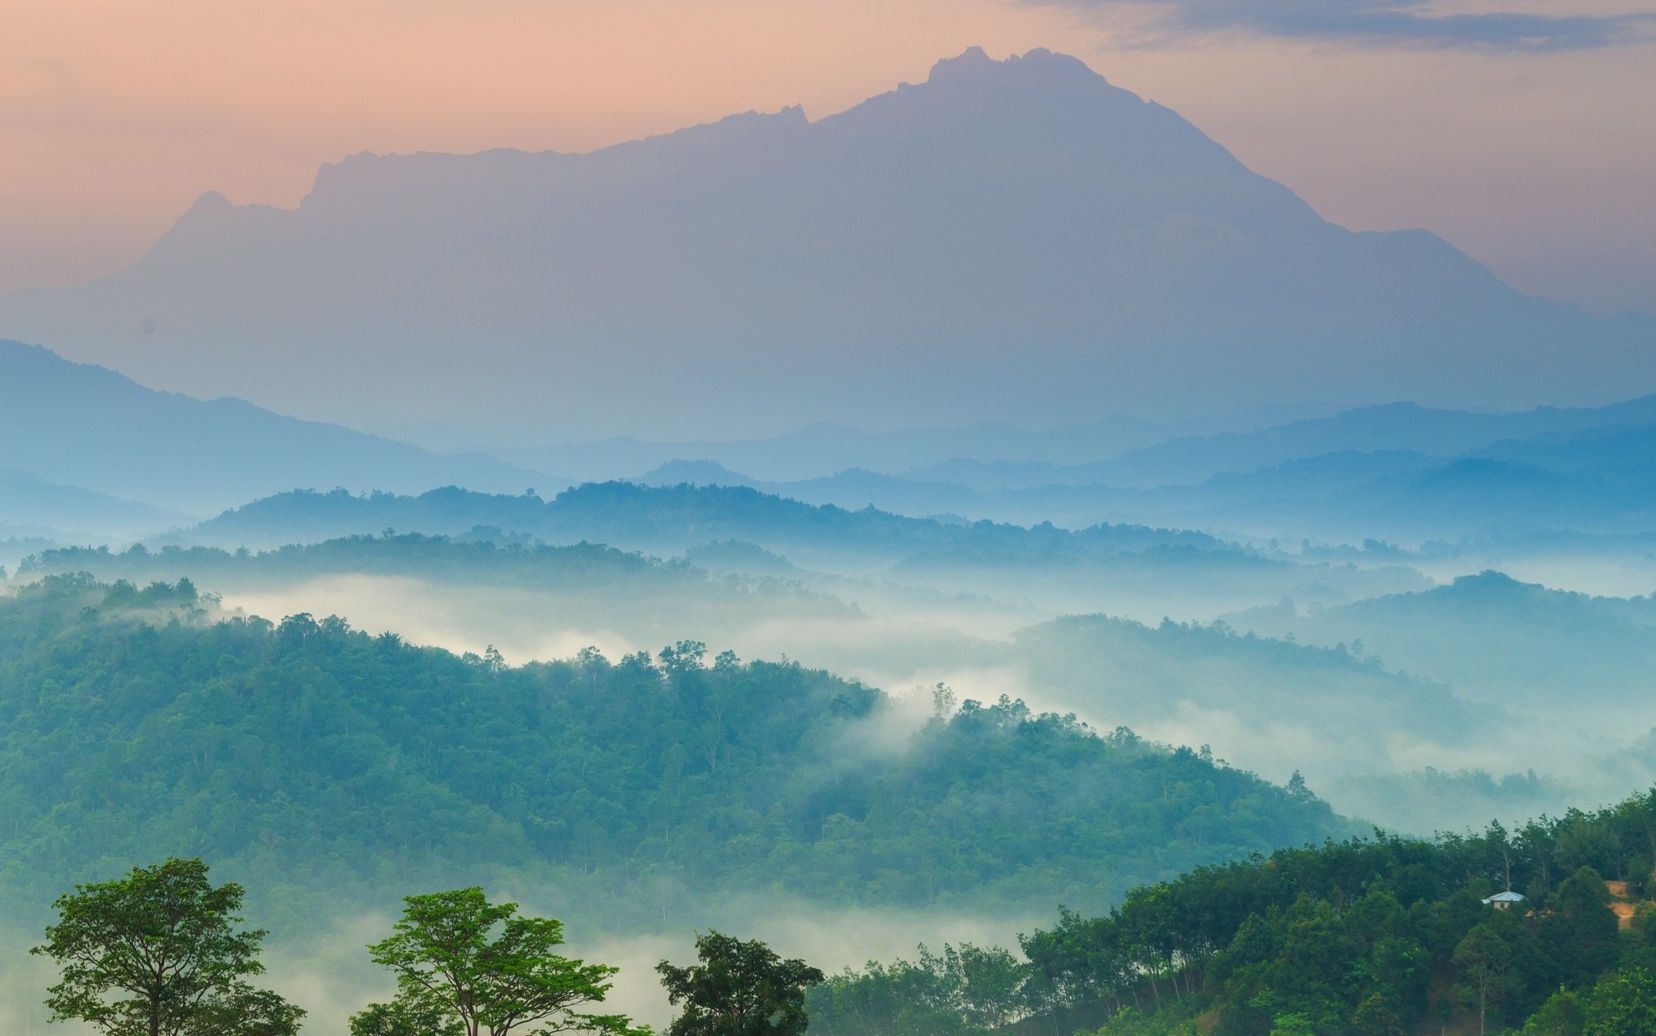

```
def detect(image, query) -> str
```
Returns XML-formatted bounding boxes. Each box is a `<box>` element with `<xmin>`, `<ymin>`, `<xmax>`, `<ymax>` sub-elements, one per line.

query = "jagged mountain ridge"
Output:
<box><xmin>1</xmin><ymin>47</ymin><xmax>1646</xmax><ymax>443</ymax></box>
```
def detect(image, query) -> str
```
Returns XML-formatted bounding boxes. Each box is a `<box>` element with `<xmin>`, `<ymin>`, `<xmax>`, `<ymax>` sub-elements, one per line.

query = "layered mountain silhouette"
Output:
<box><xmin>1</xmin><ymin>47</ymin><xmax>1649</xmax><ymax>442</ymax></box>
<box><xmin>0</xmin><ymin>339</ymin><xmax>553</xmax><ymax>516</ymax></box>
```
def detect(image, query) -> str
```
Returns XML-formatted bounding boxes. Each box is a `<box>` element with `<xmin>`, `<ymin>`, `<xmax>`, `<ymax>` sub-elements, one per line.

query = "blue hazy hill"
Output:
<box><xmin>0</xmin><ymin>339</ymin><xmax>558</xmax><ymax>515</ymax></box>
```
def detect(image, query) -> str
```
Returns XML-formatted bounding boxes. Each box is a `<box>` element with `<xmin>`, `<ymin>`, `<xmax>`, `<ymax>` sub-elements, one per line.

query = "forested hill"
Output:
<box><xmin>18</xmin><ymin>533</ymin><xmax>843</xmax><ymax>609</ymax></box>
<box><xmin>1225</xmin><ymin>570</ymin><xmax>1656</xmax><ymax>711</ymax></box>
<box><xmin>183</xmin><ymin>483</ymin><xmax>1233</xmax><ymax>560</ymax></box>
<box><xmin>0</xmin><ymin>576</ymin><xmax>1348</xmax><ymax>930</ymax></box>
<box><xmin>809</xmin><ymin>791</ymin><xmax>1656</xmax><ymax>1036</ymax></box>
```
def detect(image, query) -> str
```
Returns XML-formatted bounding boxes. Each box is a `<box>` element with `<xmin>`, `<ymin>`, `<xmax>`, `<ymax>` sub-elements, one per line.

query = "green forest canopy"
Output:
<box><xmin>807</xmin><ymin>791</ymin><xmax>1656</xmax><ymax>1035</ymax></box>
<box><xmin>0</xmin><ymin>574</ymin><xmax>1347</xmax><ymax>931</ymax></box>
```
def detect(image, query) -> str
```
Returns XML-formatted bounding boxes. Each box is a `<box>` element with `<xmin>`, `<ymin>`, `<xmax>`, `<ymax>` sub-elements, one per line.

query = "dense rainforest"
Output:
<box><xmin>0</xmin><ymin>575</ymin><xmax>1345</xmax><ymax>931</ymax></box>
<box><xmin>807</xmin><ymin>792</ymin><xmax>1656</xmax><ymax>1035</ymax></box>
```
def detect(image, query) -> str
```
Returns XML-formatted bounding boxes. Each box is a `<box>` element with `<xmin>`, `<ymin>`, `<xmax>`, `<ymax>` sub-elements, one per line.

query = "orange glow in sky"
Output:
<box><xmin>2</xmin><ymin>0</ymin><xmax>1653</xmax><ymax>313</ymax></box>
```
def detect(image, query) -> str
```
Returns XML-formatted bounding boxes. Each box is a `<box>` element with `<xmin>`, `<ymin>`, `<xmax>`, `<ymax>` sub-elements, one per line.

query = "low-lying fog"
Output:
<box><xmin>0</xmin><ymin>904</ymin><xmax>1033</xmax><ymax>1033</ymax></box>
<box><xmin>196</xmin><ymin>546</ymin><xmax>1656</xmax><ymax>841</ymax></box>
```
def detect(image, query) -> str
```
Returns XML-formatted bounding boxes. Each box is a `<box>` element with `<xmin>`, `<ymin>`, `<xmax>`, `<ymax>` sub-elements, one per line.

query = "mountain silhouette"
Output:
<box><xmin>0</xmin><ymin>339</ymin><xmax>554</xmax><ymax>515</ymax></box>
<box><xmin>1</xmin><ymin>47</ymin><xmax>1648</xmax><ymax>442</ymax></box>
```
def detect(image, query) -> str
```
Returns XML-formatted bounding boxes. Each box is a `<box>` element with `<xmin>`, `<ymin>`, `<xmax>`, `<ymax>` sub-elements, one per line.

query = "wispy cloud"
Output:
<box><xmin>1033</xmin><ymin>0</ymin><xmax>1656</xmax><ymax>51</ymax></box>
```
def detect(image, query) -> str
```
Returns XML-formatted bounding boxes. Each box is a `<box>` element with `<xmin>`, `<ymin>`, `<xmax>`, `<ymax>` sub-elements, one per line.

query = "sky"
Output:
<box><xmin>1</xmin><ymin>0</ymin><xmax>1653</xmax><ymax>315</ymax></box>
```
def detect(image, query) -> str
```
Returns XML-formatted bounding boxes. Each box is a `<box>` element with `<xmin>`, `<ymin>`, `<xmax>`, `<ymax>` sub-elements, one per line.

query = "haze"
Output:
<box><xmin>6</xmin><ymin>5</ymin><xmax>1656</xmax><ymax>1034</ymax></box>
<box><xmin>3</xmin><ymin>0</ymin><xmax>1654</xmax><ymax>317</ymax></box>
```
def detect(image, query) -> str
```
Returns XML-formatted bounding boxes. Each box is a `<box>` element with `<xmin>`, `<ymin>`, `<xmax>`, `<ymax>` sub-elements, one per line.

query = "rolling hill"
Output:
<box><xmin>0</xmin><ymin>339</ymin><xmax>556</xmax><ymax>514</ymax></box>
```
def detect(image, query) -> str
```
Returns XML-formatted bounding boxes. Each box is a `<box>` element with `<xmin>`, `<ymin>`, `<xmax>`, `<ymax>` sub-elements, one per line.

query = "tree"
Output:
<box><xmin>353</xmin><ymin>887</ymin><xmax>641</xmax><ymax>1036</ymax></box>
<box><xmin>1269</xmin><ymin>1012</ymin><xmax>1316</xmax><ymax>1036</ymax></box>
<box><xmin>1519</xmin><ymin>988</ymin><xmax>1585</xmax><ymax>1036</ymax></box>
<box><xmin>657</xmin><ymin>931</ymin><xmax>825</xmax><ymax>1035</ymax></box>
<box><xmin>1584</xmin><ymin>964</ymin><xmax>1656</xmax><ymax>1036</ymax></box>
<box><xmin>1454</xmin><ymin>924</ymin><xmax>1518</xmax><ymax>1036</ymax></box>
<box><xmin>31</xmin><ymin>857</ymin><xmax>304</xmax><ymax>1036</ymax></box>
<box><xmin>348</xmin><ymin>1000</ymin><xmax>463</xmax><ymax>1036</ymax></box>
<box><xmin>1542</xmin><ymin>867</ymin><xmax>1621</xmax><ymax>987</ymax></box>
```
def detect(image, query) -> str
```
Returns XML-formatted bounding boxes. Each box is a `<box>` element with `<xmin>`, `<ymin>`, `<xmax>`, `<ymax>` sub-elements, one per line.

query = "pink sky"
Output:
<box><xmin>2</xmin><ymin>0</ymin><xmax>1653</xmax><ymax>313</ymax></box>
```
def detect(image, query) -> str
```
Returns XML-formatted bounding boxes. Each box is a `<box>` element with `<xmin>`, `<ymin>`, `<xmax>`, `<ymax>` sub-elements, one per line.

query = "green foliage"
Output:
<box><xmin>805</xmin><ymin>942</ymin><xmax>1038</xmax><ymax>1036</ymax></box>
<box><xmin>825</xmin><ymin>790</ymin><xmax>1656</xmax><ymax>1036</ymax></box>
<box><xmin>353</xmin><ymin>887</ymin><xmax>640</xmax><ymax>1036</ymax></box>
<box><xmin>1455</xmin><ymin>922</ymin><xmax>1521</xmax><ymax>1034</ymax></box>
<box><xmin>1519</xmin><ymin>988</ymin><xmax>1585</xmax><ymax>1036</ymax></box>
<box><xmin>656</xmin><ymin>931</ymin><xmax>823</xmax><ymax>1035</ymax></box>
<box><xmin>348</xmin><ymin>1000</ymin><xmax>463</xmax><ymax>1036</ymax></box>
<box><xmin>31</xmin><ymin>857</ymin><xmax>303</xmax><ymax>1036</ymax></box>
<box><xmin>21</xmin><ymin>531</ymin><xmax>848</xmax><ymax>625</ymax></box>
<box><xmin>0</xmin><ymin>575</ymin><xmax>1343</xmax><ymax>927</ymax></box>
<box><xmin>1583</xmin><ymin>963</ymin><xmax>1656</xmax><ymax>1036</ymax></box>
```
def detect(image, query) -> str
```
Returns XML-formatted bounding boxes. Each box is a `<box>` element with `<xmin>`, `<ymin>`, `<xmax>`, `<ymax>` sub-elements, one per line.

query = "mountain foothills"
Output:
<box><xmin>0</xmin><ymin>575</ymin><xmax>1347</xmax><ymax>931</ymax></box>
<box><xmin>1</xmin><ymin>48</ymin><xmax>1648</xmax><ymax>442</ymax></box>
<box><xmin>807</xmin><ymin>793</ymin><xmax>1656</xmax><ymax>1036</ymax></box>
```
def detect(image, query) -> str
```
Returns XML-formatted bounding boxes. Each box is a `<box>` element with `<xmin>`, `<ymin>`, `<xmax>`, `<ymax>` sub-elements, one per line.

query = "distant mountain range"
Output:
<box><xmin>1</xmin><ymin>47</ymin><xmax>1648</xmax><ymax>444</ymax></box>
<box><xmin>0</xmin><ymin>339</ymin><xmax>555</xmax><ymax>518</ymax></box>
<box><xmin>631</xmin><ymin>398</ymin><xmax>1656</xmax><ymax>542</ymax></box>
<box><xmin>8</xmin><ymin>332</ymin><xmax>1656</xmax><ymax>546</ymax></box>
<box><xmin>499</xmin><ymin>402</ymin><xmax>1342</xmax><ymax>484</ymax></box>
<box><xmin>183</xmin><ymin>481</ymin><xmax>1232</xmax><ymax>561</ymax></box>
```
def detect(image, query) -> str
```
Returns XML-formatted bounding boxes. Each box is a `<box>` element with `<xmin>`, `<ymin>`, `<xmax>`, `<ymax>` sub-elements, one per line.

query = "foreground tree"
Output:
<box><xmin>1584</xmin><ymin>963</ymin><xmax>1656</xmax><ymax>1036</ymax></box>
<box><xmin>657</xmin><ymin>932</ymin><xmax>824</xmax><ymax>1035</ymax></box>
<box><xmin>31</xmin><ymin>857</ymin><xmax>304</xmax><ymax>1036</ymax></box>
<box><xmin>352</xmin><ymin>887</ymin><xmax>641</xmax><ymax>1036</ymax></box>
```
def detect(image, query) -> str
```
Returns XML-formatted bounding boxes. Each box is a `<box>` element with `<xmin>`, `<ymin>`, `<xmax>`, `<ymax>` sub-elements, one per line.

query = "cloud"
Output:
<box><xmin>1033</xmin><ymin>0</ymin><xmax>1656</xmax><ymax>51</ymax></box>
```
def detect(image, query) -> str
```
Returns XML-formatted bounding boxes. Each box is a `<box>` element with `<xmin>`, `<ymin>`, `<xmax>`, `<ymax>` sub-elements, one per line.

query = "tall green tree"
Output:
<box><xmin>657</xmin><ymin>932</ymin><xmax>825</xmax><ymax>1035</ymax></box>
<box><xmin>30</xmin><ymin>857</ymin><xmax>304</xmax><ymax>1036</ymax></box>
<box><xmin>1454</xmin><ymin>924</ymin><xmax>1519</xmax><ymax>1036</ymax></box>
<box><xmin>352</xmin><ymin>887</ymin><xmax>641</xmax><ymax>1036</ymax></box>
<box><xmin>1541</xmin><ymin>867</ymin><xmax>1621</xmax><ymax>988</ymax></box>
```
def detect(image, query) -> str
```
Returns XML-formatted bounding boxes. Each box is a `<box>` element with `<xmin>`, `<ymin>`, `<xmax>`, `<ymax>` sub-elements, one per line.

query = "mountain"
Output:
<box><xmin>618</xmin><ymin>401</ymin><xmax>1656</xmax><ymax>543</ymax></box>
<box><xmin>0</xmin><ymin>575</ymin><xmax>1349</xmax><ymax>928</ymax></box>
<box><xmin>1223</xmin><ymin>571</ymin><xmax>1656</xmax><ymax>712</ymax></box>
<box><xmin>1075</xmin><ymin>397</ymin><xmax>1656</xmax><ymax>489</ymax></box>
<box><xmin>810</xmin><ymin>791</ymin><xmax>1656</xmax><ymax>1036</ymax></box>
<box><xmin>1009</xmin><ymin>613</ymin><xmax>1477</xmax><ymax>782</ymax></box>
<box><xmin>505</xmin><ymin>403</ymin><xmax>1341</xmax><ymax>484</ymax></box>
<box><xmin>184</xmin><ymin>482</ymin><xmax>1234</xmax><ymax>561</ymax></box>
<box><xmin>2</xmin><ymin>48</ymin><xmax>1648</xmax><ymax>445</ymax></box>
<box><xmin>0</xmin><ymin>339</ymin><xmax>558</xmax><ymax>514</ymax></box>
<box><xmin>0</xmin><ymin>466</ymin><xmax>185</xmax><ymax>539</ymax></box>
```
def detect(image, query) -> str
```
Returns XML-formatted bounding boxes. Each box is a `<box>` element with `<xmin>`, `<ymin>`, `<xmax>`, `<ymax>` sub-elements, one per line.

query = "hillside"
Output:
<box><xmin>0</xmin><ymin>465</ymin><xmax>184</xmax><ymax>539</ymax></box>
<box><xmin>806</xmin><ymin>790</ymin><xmax>1656</xmax><ymax>1035</ymax></box>
<box><xmin>0</xmin><ymin>575</ymin><xmax>1350</xmax><ymax>931</ymax></box>
<box><xmin>620</xmin><ymin>404</ymin><xmax>1656</xmax><ymax>543</ymax></box>
<box><xmin>3</xmin><ymin>49</ymin><xmax>1646</xmax><ymax>443</ymax></box>
<box><xmin>177</xmin><ymin>483</ymin><xmax>1435</xmax><ymax>620</ymax></box>
<box><xmin>1008</xmin><ymin>614</ymin><xmax>1478</xmax><ymax>785</ymax></box>
<box><xmin>186</xmin><ymin>483</ymin><xmax>1232</xmax><ymax>561</ymax></box>
<box><xmin>15</xmin><ymin>533</ymin><xmax>856</xmax><ymax>657</ymax></box>
<box><xmin>0</xmin><ymin>339</ymin><xmax>554</xmax><ymax>514</ymax></box>
<box><xmin>1223</xmin><ymin>571</ymin><xmax>1656</xmax><ymax>712</ymax></box>
<box><xmin>1085</xmin><ymin>398</ymin><xmax>1656</xmax><ymax>489</ymax></box>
